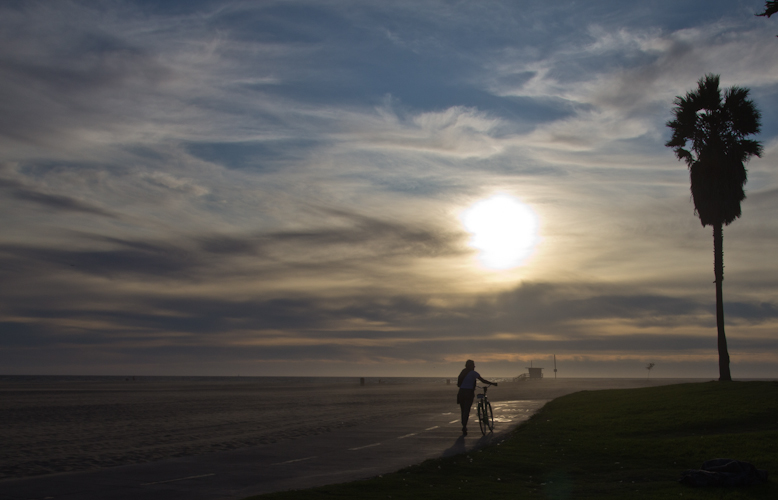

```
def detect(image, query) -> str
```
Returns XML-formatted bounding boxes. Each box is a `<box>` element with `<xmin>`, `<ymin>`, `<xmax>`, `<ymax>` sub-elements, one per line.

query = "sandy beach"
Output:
<box><xmin>0</xmin><ymin>377</ymin><xmax>707</xmax><ymax>481</ymax></box>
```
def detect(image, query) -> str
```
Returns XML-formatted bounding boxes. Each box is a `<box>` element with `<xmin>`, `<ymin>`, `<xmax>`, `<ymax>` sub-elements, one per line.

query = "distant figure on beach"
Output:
<box><xmin>456</xmin><ymin>359</ymin><xmax>497</xmax><ymax>436</ymax></box>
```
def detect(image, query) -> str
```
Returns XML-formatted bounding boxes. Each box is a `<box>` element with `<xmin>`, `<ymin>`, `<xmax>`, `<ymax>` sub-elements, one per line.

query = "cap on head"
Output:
<box><xmin>465</xmin><ymin>359</ymin><xmax>475</xmax><ymax>368</ymax></box>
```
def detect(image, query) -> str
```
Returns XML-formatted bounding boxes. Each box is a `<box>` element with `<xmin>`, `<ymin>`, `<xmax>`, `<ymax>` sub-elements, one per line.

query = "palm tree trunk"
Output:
<box><xmin>713</xmin><ymin>223</ymin><xmax>732</xmax><ymax>381</ymax></box>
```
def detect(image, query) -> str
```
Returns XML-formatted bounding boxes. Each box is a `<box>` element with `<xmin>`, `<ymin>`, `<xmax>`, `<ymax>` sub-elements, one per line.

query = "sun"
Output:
<box><xmin>461</xmin><ymin>194</ymin><xmax>539</xmax><ymax>270</ymax></box>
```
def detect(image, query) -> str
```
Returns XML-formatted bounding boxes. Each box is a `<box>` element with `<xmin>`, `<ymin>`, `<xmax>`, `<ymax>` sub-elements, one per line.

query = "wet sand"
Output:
<box><xmin>0</xmin><ymin>377</ymin><xmax>707</xmax><ymax>481</ymax></box>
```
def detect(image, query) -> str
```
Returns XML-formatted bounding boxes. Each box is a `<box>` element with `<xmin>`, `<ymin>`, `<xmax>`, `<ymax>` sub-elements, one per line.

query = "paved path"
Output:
<box><xmin>0</xmin><ymin>399</ymin><xmax>547</xmax><ymax>500</ymax></box>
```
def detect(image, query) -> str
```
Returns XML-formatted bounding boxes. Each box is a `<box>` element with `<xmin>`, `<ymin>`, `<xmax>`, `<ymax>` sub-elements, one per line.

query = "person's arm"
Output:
<box><xmin>477</xmin><ymin>376</ymin><xmax>498</xmax><ymax>386</ymax></box>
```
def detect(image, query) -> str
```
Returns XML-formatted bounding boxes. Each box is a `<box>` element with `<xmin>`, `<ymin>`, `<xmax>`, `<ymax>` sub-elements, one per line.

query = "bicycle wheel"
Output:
<box><xmin>477</xmin><ymin>401</ymin><xmax>487</xmax><ymax>435</ymax></box>
<box><xmin>485</xmin><ymin>401</ymin><xmax>494</xmax><ymax>431</ymax></box>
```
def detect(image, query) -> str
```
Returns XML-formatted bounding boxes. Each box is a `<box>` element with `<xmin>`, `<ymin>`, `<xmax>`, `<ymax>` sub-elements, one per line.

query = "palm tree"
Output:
<box><xmin>666</xmin><ymin>74</ymin><xmax>762</xmax><ymax>382</ymax></box>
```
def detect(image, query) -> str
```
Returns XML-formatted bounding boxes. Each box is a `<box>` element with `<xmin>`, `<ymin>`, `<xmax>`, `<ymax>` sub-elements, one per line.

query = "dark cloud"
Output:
<box><xmin>2</xmin><ymin>266</ymin><xmax>778</xmax><ymax>376</ymax></box>
<box><xmin>264</xmin><ymin>221</ymin><xmax>460</xmax><ymax>259</ymax></box>
<box><xmin>0</xmin><ymin>4</ymin><xmax>172</xmax><ymax>150</ymax></box>
<box><xmin>198</xmin><ymin>235</ymin><xmax>260</xmax><ymax>255</ymax></box>
<box><xmin>1</xmin><ymin>177</ymin><xmax>115</xmax><ymax>217</ymax></box>
<box><xmin>0</xmin><ymin>240</ymin><xmax>195</xmax><ymax>280</ymax></box>
<box><xmin>4</xmin><ymin>270</ymin><xmax>769</xmax><ymax>346</ymax></box>
<box><xmin>725</xmin><ymin>301</ymin><xmax>778</xmax><ymax>324</ymax></box>
<box><xmin>480</xmin><ymin>283</ymin><xmax>711</xmax><ymax>333</ymax></box>
<box><xmin>197</xmin><ymin>209</ymin><xmax>464</xmax><ymax>261</ymax></box>
<box><xmin>0</xmin><ymin>322</ymin><xmax>50</xmax><ymax>347</ymax></box>
<box><xmin>134</xmin><ymin>297</ymin><xmax>331</xmax><ymax>333</ymax></box>
<box><xmin>0</xmin><ymin>208</ymin><xmax>463</xmax><ymax>304</ymax></box>
<box><xmin>4</xmin><ymin>322</ymin><xmax>777</xmax><ymax>369</ymax></box>
<box><xmin>745</xmin><ymin>187</ymin><xmax>778</xmax><ymax>209</ymax></box>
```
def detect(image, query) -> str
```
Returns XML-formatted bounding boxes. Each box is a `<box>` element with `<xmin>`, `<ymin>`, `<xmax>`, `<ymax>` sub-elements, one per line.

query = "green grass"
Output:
<box><xmin>248</xmin><ymin>381</ymin><xmax>778</xmax><ymax>499</ymax></box>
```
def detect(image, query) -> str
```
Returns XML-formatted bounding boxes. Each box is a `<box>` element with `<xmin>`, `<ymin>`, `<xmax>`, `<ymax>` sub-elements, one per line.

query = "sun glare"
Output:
<box><xmin>462</xmin><ymin>194</ymin><xmax>539</xmax><ymax>270</ymax></box>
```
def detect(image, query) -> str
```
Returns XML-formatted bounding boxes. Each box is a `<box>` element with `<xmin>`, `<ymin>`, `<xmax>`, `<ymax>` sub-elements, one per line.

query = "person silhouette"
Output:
<box><xmin>456</xmin><ymin>359</ymin><xmax>497</xmax><ymax>435</ymax></box>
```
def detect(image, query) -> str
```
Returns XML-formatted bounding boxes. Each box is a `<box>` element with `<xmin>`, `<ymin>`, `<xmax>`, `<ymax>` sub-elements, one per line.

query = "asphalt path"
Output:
<box><xmin>0</xmin><ymin>398</ymin><xmax>547</xmax><ymax>500</ymax></box>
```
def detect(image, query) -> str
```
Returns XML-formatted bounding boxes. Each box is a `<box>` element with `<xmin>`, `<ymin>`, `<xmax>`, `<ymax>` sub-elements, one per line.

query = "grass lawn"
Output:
<box><xmin>248</xmin><ymin>381</ymin><xmax>777</xmax><ymax>499</ymax></box>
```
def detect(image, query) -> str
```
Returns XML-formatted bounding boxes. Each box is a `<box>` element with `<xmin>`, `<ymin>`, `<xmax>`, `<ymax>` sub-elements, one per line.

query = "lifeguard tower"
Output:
<box><xmin>514</xmin><ymin>359</ymin><xmax>549</xmax><ymax>381</ymax></box>
<box><xmin>527</xmin><ymin>366</ymin><xmax>544</xmax><ymax>379</ymax></box>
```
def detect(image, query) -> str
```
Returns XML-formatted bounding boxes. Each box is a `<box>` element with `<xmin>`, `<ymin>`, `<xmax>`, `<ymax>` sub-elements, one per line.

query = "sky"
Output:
<box><xmin>2</xmin><ymin>0</ymin><xmax>778</xmax><ymax>379</ymax></box>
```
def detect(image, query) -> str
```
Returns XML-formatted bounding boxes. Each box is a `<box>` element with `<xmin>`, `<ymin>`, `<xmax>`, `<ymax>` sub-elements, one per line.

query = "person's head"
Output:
<box><xmin>465</xmin><ymin>359</ymin><xmax>475</xmax><ymax>369</ymax></box>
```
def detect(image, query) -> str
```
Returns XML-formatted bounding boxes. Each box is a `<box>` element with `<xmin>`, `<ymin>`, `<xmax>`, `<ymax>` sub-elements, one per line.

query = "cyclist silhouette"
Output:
<box><xmin>456</xmin><ymin>359</ymin><xmax>497</xmax><ymax>435</ymax></box>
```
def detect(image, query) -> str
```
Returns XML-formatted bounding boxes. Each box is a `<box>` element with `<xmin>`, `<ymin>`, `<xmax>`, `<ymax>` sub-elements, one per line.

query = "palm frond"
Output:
<box><xmin>666</xmin><ymin>74</ymin><xmax>762</xmax><ymax>228</ymax></box>
<box><xmin>756</xmin><ymin>1</ymin><xmax>778</xmax><ymax>18</ymax></box>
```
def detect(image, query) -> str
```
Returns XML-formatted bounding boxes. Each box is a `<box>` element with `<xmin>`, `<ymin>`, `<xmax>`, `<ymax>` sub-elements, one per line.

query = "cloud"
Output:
<box><xmin>1</xmin><ymin>0</ymin><xmax>778</xmax><ymax>376</ymax></box>
<box><xmin>0</xmin><ymin>176</ymin><xmax>116</xmax><ymax>217</ymax></box>
<box><xmin>343</xmin><ymin>104</ymin><xmax>507</xmax><ymax>158</ymax></box>
<box><xmin>0</xmin><ymin>4</ymin><xmax>176</xmax><ymax>156</ymax></box>
<box><xmin>0</xmin><ymin>206</ymin><xmax>465</xmax><ymax>287</ymax></box>
<box><xmin>487</xmin><ymin>19</ymin><xmax>778</xmax><ymax>154</ymax></box>
<box><xmin>140</xmin><ymin>172</ymin><xmax>209</xmax><ymax>196</ymax></box>
<box><xmin>3</xmin><ymin>270</ymin><xmax>778</xmax><ymax>376</ymax></box>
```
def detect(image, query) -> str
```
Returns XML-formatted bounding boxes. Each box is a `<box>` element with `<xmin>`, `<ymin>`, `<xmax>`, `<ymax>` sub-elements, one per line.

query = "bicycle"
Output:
<box><xmin>476</xmin><ymin>384</ymin><xmax>494</xmax><ymax>435</ymax></box>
